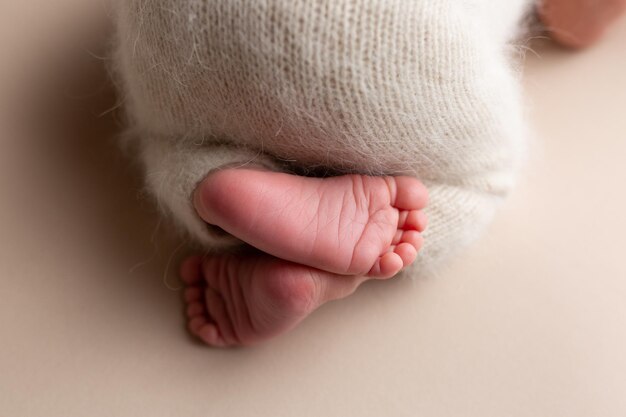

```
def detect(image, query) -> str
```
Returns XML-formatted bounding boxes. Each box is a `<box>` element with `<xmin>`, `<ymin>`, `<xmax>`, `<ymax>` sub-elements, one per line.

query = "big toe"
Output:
<box><xmin>192</xmin><ymin>168</ymin><xmax>244</xmax><ymax>225</ymax></box>
<box><xmin>390</xmin><ymin>176</ymin><xmax>429</xmax><ymax>210</ymax></box>
<box><xmin>192</xmin><ymin>174</ymin><xmax>220</xmax><ymax>224</ymax></box>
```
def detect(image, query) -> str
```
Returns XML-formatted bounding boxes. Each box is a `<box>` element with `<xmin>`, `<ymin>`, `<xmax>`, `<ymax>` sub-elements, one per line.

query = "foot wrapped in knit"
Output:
<box><xmin>115</xmin><ymin>0</ymin><xmax>530</xmax><ymax>271</ymax></box>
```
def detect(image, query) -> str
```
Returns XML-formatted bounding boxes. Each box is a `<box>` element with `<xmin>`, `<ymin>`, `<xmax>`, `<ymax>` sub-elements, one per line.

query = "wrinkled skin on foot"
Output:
<box><xmin>181</xmin><ymin>254</ymin><xmax>365</xmax><ymax>347</ymax></box>
<box><xmin>194</xmin><ymin>169</ymin><xmax>428</xmax><ymax>279</ymax></box>
<box><xmin>182</xmin><ymin>168</ymin><xmax>429</xmax><ymax>347</ymax></box>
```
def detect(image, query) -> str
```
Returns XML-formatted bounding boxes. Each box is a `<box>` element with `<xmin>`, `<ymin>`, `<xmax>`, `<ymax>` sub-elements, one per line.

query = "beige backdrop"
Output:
<box><xmin>1</xmin><ymin>2</ymin><xmax>625</xmax><ymax>416</ymax></box>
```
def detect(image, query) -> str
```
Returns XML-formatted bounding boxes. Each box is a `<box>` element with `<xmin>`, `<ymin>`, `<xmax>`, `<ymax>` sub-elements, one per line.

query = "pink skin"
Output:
<box><xmin>194</xmin><ymin>169</ymin><xmax>428</xmax><ymax>278</ymax></box>
<box><xmin>540</xmin><ymin>0</ymin><xmax>626</xmax><ymax>48</ymax></box>
<box><xmin>178</xmin><ymin>1</ymin><xmax>626</xmax><ymax>346</ymax></box>
<box><xmin>181</xmin><ymin>168</ymin><xmax>428</xmax><ymax>347</ymax></box>
<box><xmin>181</xmin><ymin>254</ymin><xmax>367</xmax><ymax>347</ymax></box>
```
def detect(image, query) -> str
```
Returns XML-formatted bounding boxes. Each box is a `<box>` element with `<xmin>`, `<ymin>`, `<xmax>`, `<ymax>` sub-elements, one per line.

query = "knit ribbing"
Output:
<box><xmin>114</xmin><ymin>0</ymin><xmax>532</xmax><ymax>269</ymax></box>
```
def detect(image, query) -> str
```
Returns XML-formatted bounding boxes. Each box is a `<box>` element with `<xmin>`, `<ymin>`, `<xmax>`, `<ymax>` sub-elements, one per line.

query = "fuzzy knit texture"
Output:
<box><xmin>114</xmin><ymin>0</ymin><xmax>533</xmax><ymax>273</ymax></box>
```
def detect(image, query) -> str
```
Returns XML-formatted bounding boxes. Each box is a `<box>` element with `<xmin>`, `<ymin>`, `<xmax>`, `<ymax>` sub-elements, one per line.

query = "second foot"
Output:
<box><xmin>194</xmin><ymin>169</ymin><xmax>428</xmax><ymax>278</ymax></box>
<box><xmin>180</xmin><ymin>254</ymin><xmax>365</xmax><ymax>347</ymax></box>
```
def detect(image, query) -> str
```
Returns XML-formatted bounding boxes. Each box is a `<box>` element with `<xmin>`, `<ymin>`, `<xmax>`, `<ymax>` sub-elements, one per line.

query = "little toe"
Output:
<box><xmin>197</xmin><ymin>323</ymin><xmax>228</xmax><ymax>348</ymax></box>
<box><xmin>369</xmin><ymin>252</ymin><xmax>404</xmax><ymax>279</ymax></box>
<box><xmin>180</xmin><ymin>256</ymin><xmax>203</xmax><ymax>284</ymax></box>
<box><xmin>188</xmin><ymin>304</ymin><xmax>230</xmax><ymax>347</ymax></box>
<box><xmin>188</xmin><ymin>316</ymin><xmax>208</xmax><ymax>334</ymax></box>
<box><xmin>390</xmin><ymin>177</ymin><xmax>429</xmax><ymax>210</ymax></box>
<box><xmin>379</xmin><ymin>252</ymin><xmax>404</xmax><ymax>278</ymax></box>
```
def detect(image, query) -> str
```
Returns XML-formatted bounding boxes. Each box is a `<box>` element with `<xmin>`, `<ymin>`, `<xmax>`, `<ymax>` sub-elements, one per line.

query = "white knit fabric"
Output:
<box><xmin>114</xmin><ymin>0</ymin><xmax>532</xmax><ymax>268</ymax></box>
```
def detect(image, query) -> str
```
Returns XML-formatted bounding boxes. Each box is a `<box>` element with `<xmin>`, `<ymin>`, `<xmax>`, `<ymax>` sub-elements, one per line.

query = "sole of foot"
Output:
<box><xmin>180</xmin><ymin>254</ymin><xmax>365</xmax><ymax>347</ymax></box>
<box><xmin>195</xmin><ymin>169</ymin><xmax>428</xmax><ymax>278</ymax></box>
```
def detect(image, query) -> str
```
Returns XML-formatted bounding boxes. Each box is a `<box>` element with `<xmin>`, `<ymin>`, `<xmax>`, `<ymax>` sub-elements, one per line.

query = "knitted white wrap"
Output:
<box><xmin>115</xmin><ymin>0</ymin><xmax>531</xmax><ymax>270</ymax></box>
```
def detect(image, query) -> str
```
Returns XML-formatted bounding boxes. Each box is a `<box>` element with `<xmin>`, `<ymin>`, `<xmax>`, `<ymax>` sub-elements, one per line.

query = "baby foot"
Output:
<box><xmin>180</xmin><ymin>254</ymin><xmax>364</xmax><ymax>347</ymax></box>
<box><xmin>194</xmin><ymin>169</ymin><xmax>428</xmax><ymax>278</ymax></box>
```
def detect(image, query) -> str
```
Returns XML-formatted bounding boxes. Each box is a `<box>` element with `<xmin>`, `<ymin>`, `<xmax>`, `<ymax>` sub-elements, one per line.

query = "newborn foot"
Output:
<box><xmin>195</xmin><ymin>168</ymin><xmax>428</xmax><ymax>278</ymax></box>
<box><xmin>181</xmin><ymin>254</ymin><xmax>365</xmax><ymax>347</ymax></box>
